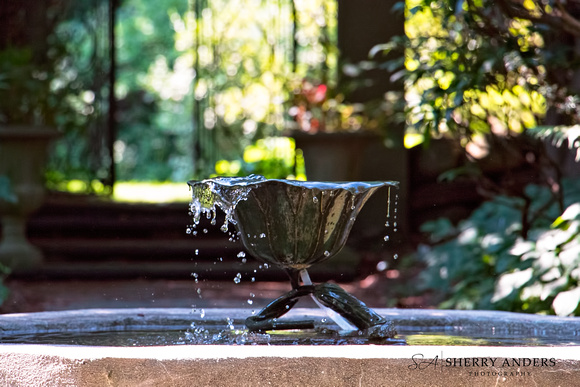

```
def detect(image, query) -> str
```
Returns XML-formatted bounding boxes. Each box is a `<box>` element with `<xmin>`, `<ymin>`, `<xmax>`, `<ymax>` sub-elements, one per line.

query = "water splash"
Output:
<box><xmin>188</xmin><ymin>174</ymin><xmax>266</xmax><ymax>232</ymax></box>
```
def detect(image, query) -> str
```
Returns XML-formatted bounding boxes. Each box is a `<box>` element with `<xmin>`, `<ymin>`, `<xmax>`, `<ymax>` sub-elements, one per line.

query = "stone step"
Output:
<box><xmin>29</xmin><ymin>237</ymin><xmax>242</xmax><ymax>262</ymax></box>
<box><xmin>28</xmin><ymin>196</ymin><xmax>218</xmax><ymax>239</ymax></box>
<box><xmin>7</xmin><ymin>193</ymin><xmax>362</xmax><ymax>281</ymax></box>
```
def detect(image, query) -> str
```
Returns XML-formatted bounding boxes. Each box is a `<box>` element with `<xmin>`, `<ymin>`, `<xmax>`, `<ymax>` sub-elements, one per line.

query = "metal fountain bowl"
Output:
<box><xmin>188</xmin><ymin>175</ymin><xmax>398</xmax><ymax>270</ymax></box>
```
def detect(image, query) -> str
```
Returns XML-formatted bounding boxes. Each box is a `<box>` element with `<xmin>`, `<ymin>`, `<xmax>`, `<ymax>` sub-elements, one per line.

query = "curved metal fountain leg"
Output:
<box><xmin>245</xmin><ymin>286</ymin><xmax>316</xmax><ymax>332</ymax></box>
<box><xmin>245</xmin><ymin>281</ymin><xmax>397</xmax><ymax>339</ymax></box>
<box><xmin>313</xmin><ymin>283</ymin><xmax>397</xmax><ymax>339</ymax></box>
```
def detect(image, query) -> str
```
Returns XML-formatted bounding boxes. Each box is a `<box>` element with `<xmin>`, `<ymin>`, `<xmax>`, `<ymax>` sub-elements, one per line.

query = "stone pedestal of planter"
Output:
<box><xmin>0</xmin><ymin>126</ymin><xmax>58</xmax><ymax>269</ymax></box>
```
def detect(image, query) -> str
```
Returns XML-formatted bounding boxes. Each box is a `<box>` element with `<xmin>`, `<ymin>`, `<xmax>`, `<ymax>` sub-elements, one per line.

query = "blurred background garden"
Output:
<box><xmin>1</xmin><ymin>0</ymin><xmax>580</xmax><ymax>317</ymax></box>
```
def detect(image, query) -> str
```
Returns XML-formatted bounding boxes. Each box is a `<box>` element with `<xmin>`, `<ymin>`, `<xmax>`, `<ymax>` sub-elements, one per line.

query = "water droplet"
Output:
<box><xmin>191</xmin><ymin>273</ymin><xmax>199</xmax><ymax>283</ymax></box>
<box><xmin>233</xmin><ymin>273</ymin><xmax>242</xmax><ymax>284</ymax></box>
<box><xmin>200</xmin><ymin>309</ymin><xmax>205</xmax><ymax>318</ymax></box>
<box><xmin>251</xmin><ymin>277</ymin><xmax>255</xmax><ymax>282</ymax></box>
<box><xmin>247</xmin><ymin>299</ymin><xmax>253</xmax><ymax>305</ymax></box>
<box><xmin>383</xmin><ymin>235</ymin><xmax>390</xmax><ymax>242</ymax></box>
<box><xmin>263</xmin><ymin>263</ymin><xmax>269</xmax><ymax>269</ymax></box>
<box><xmin>186</xmin><ymin>227</ymin><xmax>192</xmax><ymax>234</ymax></box>
<box><xmin>376</xmin><ymin>261</ymin><xmax>388</xmax><ymax>271</ymax></box>
<box><xmin>259</xmin><ymin>233</ymin><xmax>266</xmax><ymax>238</ymax></box>
<box><xmin>192</xmin><ymin>231</ymin><xmax>198</xmax><ymax>236</ymax></box>
<box><xmin>393</xmin><ymin>254</ymin><xmax>399</xmax><ymax>260</ymax></box>
<box><xmin>385</xmin><ymin>221</ymin><xmax>390</xmax><ymax>227</ymax></box>
<box><xmin>203</xmin><ymin>229</ymin><xmax>208</xmax><ymax>234</ymax></box>
<box><xmin>195</xmin><ymin>249</ymin><xmax>199</xmax><ymax>255</ymax></box>
<box><xmin>313</xmin><ymin>197</ymin><xmax>319</xmax><ymax>203</ymax></box>
<box><xmin>237</xmin><ymin>251</ymin><xmax>246</xmax><ymax>258</ymax></box>
<box><xmin>241</xmin><ymin>258</ymin><xmax>247</xmax><ymax>263</ymax></box>
<box><xmin>323</xmin><ymin>251</ymin><xmax>330</xmax><ymax>257</ymax></box>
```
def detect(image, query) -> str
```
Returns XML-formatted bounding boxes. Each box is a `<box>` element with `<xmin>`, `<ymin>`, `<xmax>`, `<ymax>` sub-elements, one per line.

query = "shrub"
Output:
<box><xmin>416</xmin><ymin>178</ymin><xmax>580</xmax><ymax>315</ymax></box>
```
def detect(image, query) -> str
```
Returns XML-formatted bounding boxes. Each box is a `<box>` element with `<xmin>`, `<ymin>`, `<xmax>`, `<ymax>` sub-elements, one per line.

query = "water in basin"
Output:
<box><xmin>1</xmin><ymin>308</ymin><xmax>579</xmax><ymax>347</ymax></box>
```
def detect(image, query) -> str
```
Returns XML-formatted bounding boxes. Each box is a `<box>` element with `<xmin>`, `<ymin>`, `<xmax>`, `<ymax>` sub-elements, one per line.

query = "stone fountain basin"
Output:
<box><xmin>1</xmin><ymin>308</ymin><xmax>580</xmax><ymax>386</ymax></box>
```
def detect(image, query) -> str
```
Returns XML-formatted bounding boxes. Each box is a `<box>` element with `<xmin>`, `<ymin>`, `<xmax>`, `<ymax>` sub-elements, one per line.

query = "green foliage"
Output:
<box><xmin>368</xmin><ymin>0</ymin><xmax>580</xmax><ymax>316</ymax></box>
<box><xmin>113</xmin><ymin>0</ymin><xmax>193</xmax><ymax>182</ymax></box>
<box><xmin>528</xmin><ymin>125</ymin><xmax>580</xmax><ymax>162</ymax></box>
<box><xmin>214</xmin><ymin>137</ymin><xmax>306</xmax><ymax>180</ymax></box>
<box><xmin>417</xmin><ymin>179</ymin><xmax>580</xmax><ymax>315</ymax></box>
<box><xmin>0</xmin><ymin>263</ymin><xmax>9</xmax><ymax>306</ymax></box>
<box><xmin>373</xmin><ymin>0</ymin><xmax>580</xmax><ymax>148</ymax></box>
<box><xmin>110</xmin><ymin>0</ymin><xmax>338</xmax><ymax>181</ymax></box>
<box><xmin>0</xmin><ymin>48</ymin><xmax>50</xmax><ymax>125</ymax></box>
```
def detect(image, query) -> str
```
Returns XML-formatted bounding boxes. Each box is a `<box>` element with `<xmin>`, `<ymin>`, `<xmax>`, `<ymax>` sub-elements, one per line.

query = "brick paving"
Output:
<box><xmin>0</xmin><ymin>269</ymin><xmax>430</xmax><ymax>314</ymax></box>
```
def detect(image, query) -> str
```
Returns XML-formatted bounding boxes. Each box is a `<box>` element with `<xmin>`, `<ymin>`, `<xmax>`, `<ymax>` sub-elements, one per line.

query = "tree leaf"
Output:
<box><xmin>553</xmin><ymin>287</ymin><xmax>580</xmax><ymax>316</ymax></box>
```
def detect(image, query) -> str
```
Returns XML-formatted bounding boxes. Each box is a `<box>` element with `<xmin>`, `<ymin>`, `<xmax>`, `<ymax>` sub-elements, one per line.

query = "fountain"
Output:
<box><xmin>188</xmin><ymin>175</ymin><xmax>398</xmax><ymax>340</ymax></box>
<box><xmin>1</xmin><ymin>175</ymin><xmax>580</xmax><ymax>385</ymax></box>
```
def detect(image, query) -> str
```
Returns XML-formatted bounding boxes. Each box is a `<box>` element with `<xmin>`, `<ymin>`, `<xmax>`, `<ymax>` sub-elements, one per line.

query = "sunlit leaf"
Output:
<box><xmin>491</xmin><ymin>268</ymin><xmax>533</xmax><ymax>303</ymax></box>
<box><xmin>553</xmin><ymin>287</ymin><xmax>580</xmax><ymax>316</ymax></box>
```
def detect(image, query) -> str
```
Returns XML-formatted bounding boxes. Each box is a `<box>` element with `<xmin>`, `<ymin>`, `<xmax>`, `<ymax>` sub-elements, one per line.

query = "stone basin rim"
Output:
<box><xmin>1</xmin><ymin>342</ymin><xmax>580</xmax><ymax>361</ymax></box>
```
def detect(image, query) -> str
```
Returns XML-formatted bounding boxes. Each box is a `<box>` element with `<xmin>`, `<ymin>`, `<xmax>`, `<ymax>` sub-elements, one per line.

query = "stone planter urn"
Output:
<box><xmin>291</xmin><ymin>130</ymin><xmax>408</xmax><ymax>240</ymax></box>
<box><xmin>0</xmin><ymin>126</ymin><xmax>58</xmax><ymax>269</ymax></box>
